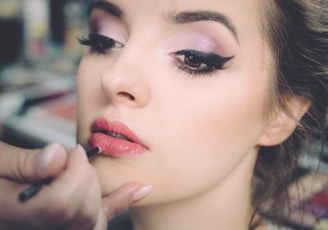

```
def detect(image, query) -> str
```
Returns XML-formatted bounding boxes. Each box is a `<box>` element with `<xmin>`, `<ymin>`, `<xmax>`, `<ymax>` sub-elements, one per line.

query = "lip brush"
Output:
<box><xmin>18</xmin><ymin>146</ymin><xmax>101</xmax><ymax>202</ymax></box>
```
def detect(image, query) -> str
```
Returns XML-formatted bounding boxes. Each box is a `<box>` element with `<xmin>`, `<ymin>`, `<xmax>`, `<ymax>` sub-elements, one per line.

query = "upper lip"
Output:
<box><xmin>91</xmin><ymin>118</ymin><xmax>143</xmax><ymax>145</ymax></box>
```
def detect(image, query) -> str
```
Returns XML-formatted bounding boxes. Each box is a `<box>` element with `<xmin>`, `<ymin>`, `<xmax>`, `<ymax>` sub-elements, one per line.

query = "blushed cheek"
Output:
<box><xmin>77</xmin><ymin>63</ymin><xmax>95</xmax><ymax>146</ymax></box>
<box><xmin>76</xmin><ymin>94</ymin><xmax>88</xmax><ymax>146</ymax></box>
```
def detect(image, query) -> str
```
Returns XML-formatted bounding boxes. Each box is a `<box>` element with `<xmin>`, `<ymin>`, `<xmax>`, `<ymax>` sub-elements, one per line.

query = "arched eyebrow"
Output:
<box><xmin>167</xmin><ymin>10</ymin><xmax>239</xmax><ymax>43</ymax></box>
<box><xmin>88</xmin><ymin>0</ymin><xmax>122</xmax><ymax>18</ymax></box>
<box><xmin>88</xmin><ymin>0</ymin><xmax>239</xmax><ymax>43</ymax></box>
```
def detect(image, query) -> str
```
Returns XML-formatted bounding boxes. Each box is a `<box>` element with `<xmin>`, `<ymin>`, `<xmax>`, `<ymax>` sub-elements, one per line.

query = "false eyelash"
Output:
<box><xmin>173</xmin><ymin>50</ymin><xmax>234</xmax><ymax>76</ymax></box>
<box><xmin>78</xmin><ymin>34</ymin><xmax>123</xmax><ymax>55</ymax></box>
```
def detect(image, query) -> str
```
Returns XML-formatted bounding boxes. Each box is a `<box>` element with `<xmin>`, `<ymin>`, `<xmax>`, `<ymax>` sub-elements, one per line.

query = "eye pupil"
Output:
<box><xmin>184</xmin><ymin>54</ymin><xmax>202</xmax><ymax>68</ymax></box>
<box><xmin>92</xmin><ymin>35</ymin><xmax>113</xmax><ymax>49</ymax></box>
<box><xmin>99</xmin><ymin>42</ymin><xmax>106</xmax><ymax>49</ymax></box>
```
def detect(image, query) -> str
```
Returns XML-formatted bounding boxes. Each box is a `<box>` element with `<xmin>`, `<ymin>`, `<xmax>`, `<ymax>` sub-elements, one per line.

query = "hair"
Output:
<box><xmin>252</xmin><ymin>0</ymin><xmax>328</xmax><ymax>228</ymax></box>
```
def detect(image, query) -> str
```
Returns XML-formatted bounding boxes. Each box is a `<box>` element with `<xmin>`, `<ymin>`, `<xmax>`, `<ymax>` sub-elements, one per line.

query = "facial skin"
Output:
<box><xmin>77</xmin><ymin>0</ymin><xmax>275</xmax><ymax>229</ymax></box>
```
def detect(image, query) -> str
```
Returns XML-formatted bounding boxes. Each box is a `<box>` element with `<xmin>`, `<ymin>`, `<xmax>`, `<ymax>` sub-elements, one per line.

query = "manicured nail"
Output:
<box><xmin>76</xmin><ymin>144</ymin><xmax>88</xmax><ymax>161</ymax></box>
<box><xmin>132</xmin><ymin>185</ymin><xmax>152</xmax><ymax>202</ymax></box>
<box><xmin>39</xmin><ymin>143</ymin><xmax>59</xmax><ymax>170</ymax></box>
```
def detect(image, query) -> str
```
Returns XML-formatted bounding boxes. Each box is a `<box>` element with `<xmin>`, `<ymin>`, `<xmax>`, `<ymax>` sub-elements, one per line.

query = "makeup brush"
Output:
<box><xmin>18</xmin><ymin>146</ymin><xmax>101</xmax><ymax>202</ymax></box>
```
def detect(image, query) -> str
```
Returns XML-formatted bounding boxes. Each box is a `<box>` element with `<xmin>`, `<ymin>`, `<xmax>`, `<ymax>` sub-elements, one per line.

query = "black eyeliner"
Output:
<box><xmin>176</xmin><ymin>50</ymin><xmax>234</xmax><ymax>69</ymax></box>
<box><xmin>174</xmin><ymin>49</ymin><xmax>234</xmax><ymax>75</ymax></box>
<box><xmin>78</xmin><ymin>34</ymin><xmax>122</xmax><ymax>55</ymax></box>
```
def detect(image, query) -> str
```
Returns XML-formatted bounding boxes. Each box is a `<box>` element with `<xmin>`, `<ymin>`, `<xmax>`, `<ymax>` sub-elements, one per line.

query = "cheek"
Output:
<box><xmin>76</xmin><ymin>58</ymin><xmax>103</xmax><ymax>146</ymax></box>
<box><xmin>157</xmin><ymin>70</ymin><xmax>268</xmax><ymax>155</ymax></box>
<box><xmin>158</xmin><ymin>72</ymin><xmax>268</xmax><ymax>182</ymax></box>
<box><xmin>133</xmin><ymin>79</ymin><xmax>268</xmax><ymax>204</ymax></box>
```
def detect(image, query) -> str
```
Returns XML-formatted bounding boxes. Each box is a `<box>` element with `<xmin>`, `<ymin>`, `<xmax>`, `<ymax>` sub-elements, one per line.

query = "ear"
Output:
<box><xmin>257</xmin><ymin>97</ymin><xmax>310</xmax><ymax>146</ymax></box>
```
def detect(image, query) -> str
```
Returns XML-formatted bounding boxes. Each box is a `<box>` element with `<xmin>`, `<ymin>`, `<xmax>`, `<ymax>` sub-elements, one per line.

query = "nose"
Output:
<box><xmin>100</xmin><ymin>52</ymin><xmax>151</xmax><ymax>108</ymax></box>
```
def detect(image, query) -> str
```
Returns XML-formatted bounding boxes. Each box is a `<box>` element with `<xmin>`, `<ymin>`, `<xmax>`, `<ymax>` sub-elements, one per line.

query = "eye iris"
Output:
<box><xmin>94</xmin><ymin>35</ymin><xmax>112</xmax><ymax>49</ymax></box>
<box><xmin>185</xmin><ymin>54</ymin><xmax>203</xmax><ymax>68</ymax></box>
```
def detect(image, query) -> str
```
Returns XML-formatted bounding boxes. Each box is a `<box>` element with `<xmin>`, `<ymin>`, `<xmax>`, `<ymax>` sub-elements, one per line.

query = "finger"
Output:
<box><xmin>92</xmin><ymin>210</ymin><xmax>108</xmax><ymax>230</ymax></box>
<box><xmin>0</xmin><ymin>142</ymin><xmax>67</xmax><ymax>183</ymax></box>
<box><xmin>30</xmin><ymin>146</ymin><xmax>96</xmax><ymax>225</ymax></box>
<box><xmin>0</xmin><ymin>178</ymin><xmax>57</xmax><ymax>229</ymax></box>
<box><xmin>102</xmin><ymin>183</ymin><xmax>152</xmax><ymax>220</ymax></box>
<box><xmin>0</xmin><ymin>146</ymin><xmax>95</xmax><ymax>230</ymax></box>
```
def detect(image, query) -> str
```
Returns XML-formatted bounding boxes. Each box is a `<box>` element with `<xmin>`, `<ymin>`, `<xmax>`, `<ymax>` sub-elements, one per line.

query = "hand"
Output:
<box><xmin>0</xmin><ymin>142</ymin><xmax>151</xmax><ymax>230</ymax></box>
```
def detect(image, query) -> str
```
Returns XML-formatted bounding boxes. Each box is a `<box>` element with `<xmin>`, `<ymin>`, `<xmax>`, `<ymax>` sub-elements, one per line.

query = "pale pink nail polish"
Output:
<box><xmin>132</xmin><ymin>186</ymin><xmax>153</xmax><ymax>202</ymax></box>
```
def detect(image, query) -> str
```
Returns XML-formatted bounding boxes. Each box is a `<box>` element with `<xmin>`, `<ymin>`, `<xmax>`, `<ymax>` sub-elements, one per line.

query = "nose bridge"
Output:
<box><xmin>100</xmin><ymin>42</ymin><xmax>150</xmax><ymax>108</ymax></box>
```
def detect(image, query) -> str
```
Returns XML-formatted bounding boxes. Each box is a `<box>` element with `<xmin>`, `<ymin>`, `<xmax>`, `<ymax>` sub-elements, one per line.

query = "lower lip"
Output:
<box><xmin>89</xmin><ymin>133</ymin><xmax>147</xmax><ymax>157</ymax></box>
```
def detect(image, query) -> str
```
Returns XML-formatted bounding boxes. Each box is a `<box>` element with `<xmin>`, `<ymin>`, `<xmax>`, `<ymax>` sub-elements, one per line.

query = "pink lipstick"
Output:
<box><xmin>89</xmin><ymin>117</ymin><xmax>147</xmax><ymax>157</ymax></box>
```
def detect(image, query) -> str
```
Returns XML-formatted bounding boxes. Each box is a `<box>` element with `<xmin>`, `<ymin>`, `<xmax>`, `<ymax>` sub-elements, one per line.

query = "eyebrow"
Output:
<box><xmin>88</xmin><ymin>1</ymin><xmax>238</xmax><ymax>42</ymax></box>
<box><xmin>168</xmin><ymin>10</ymin><xmax>239</xmax><ymax>42</ymax></box>
<box><xmin>88</xmin><ymin>0</ymin><xmax>122</xmax><ymax>17</ymax></box>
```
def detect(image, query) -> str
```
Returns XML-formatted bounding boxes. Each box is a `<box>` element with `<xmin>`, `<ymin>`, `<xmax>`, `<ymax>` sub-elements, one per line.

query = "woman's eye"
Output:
<box><xmin>78</xmin><ymin>34</ymin><xmax>123</xmax><ymax>55</ymax></box>
<box><xmin>173</xmin><ymin>50</ymin><xmax>234</xmax><ymax>75</ymax></box>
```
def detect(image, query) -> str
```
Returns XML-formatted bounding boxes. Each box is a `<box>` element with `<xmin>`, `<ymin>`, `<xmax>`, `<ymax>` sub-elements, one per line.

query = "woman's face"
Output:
<box><xmin>77</xmin><ymin>0</ymin><xmax>274</xmax><ymax>204</ymax></box>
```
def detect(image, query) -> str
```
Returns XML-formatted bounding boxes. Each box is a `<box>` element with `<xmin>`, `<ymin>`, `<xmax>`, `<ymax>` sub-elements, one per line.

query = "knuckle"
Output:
<box><xmin>8</xmin><ymin>151</ymin><xmax>32</xmax><ymax>182</ymax></box>
<box><xmin>78</xmin><ymin>187</ymin><xmax>102</xmax><ymax>229</ymax></box>
<box><xmin>103</xmin><ymin>197</ymin><xmax>127</xmax><ymax>219</ymax></box>
<box><xmin>40</xmin><ymin>191</ymin><xmax>76</xmax><ymax>224</ymax></box>
<box><xmin>67</xmin><ymin>196</ymin><xmax>100</xmax><ymax>230</ymax></box>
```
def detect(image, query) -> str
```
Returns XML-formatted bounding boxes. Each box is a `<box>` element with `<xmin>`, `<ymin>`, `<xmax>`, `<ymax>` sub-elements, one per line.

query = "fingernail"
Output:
<box><xmin>132</xmin><ymin>185</ymin><xmax>152</xmax><ymax>202</ymax></box>
<box><xmin>39</xmin><ymin>143</ymin><xmax>59</xmax><ymax>169</ymax></box>
<box><xmin>76</xmin><ymin>144</ymin><xmax>88</xmax><ymax>161</ymax></box>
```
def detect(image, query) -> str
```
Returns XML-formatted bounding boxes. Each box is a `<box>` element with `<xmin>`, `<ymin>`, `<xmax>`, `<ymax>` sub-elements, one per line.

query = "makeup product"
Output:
<box><xmin>18</xmin><ymin>146</ymin><xmax>101</xmax><ymax>202</ymax></box>
<box><xmin>89</xmin><ymin>118</ymin><xmax>147</xmax><ymax>157</ymax></box>
<box><xmin>86</xmin><ymin>146</ymin><xmax>101</xmax><ymax>158</ymax></box>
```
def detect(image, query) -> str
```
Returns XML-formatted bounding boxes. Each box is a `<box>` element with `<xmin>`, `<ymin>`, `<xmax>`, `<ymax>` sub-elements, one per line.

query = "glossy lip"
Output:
<box><xmin>89</xmin><ymin>117</ymin><xmax>147</xmax><ymax>157</ymax></box>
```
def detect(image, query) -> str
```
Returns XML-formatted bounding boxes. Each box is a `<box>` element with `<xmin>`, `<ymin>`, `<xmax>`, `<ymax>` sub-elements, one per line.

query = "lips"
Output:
<box><xmin>89</xmin><ymin>117</ymin><xmax>147</xmax><ymax>156</ymax></box>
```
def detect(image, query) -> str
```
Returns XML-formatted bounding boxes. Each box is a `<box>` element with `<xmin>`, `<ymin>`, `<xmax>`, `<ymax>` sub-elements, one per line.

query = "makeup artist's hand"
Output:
<box><xmin>0</xmin><ymin>141</ymin><xmax>149</xmax><ymax>230</ymax></box>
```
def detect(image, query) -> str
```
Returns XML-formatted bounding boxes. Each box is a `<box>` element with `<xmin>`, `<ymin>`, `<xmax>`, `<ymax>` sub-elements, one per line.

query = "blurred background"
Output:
<box><xmin>0</xmin><ymin>0</ymin><xmax>89</xmax><ymax>149</ymax></box>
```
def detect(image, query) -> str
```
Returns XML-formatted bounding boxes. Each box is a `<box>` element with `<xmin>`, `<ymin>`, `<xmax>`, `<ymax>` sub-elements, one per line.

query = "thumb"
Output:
<box><xmin>0</xmin><ymin>142</ymin><xmax>67</xmax><ymax>183</ymax></box>
<box><xmin>102</xmin><ymin>183</ymin><xmax>152</xmax><ymax>220</ymax></box>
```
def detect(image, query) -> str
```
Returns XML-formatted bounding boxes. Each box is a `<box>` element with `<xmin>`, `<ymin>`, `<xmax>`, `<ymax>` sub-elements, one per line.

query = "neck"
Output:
<box><xmin>130</xmin><ymin>150</ymin><xmax>258</xmax><ymax>230</ymax></box>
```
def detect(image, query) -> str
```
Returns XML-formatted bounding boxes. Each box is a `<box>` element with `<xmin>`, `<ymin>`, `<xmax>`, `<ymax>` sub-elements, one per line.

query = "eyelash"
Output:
<box><xmin>78</xmin><ymin>34</ymin><xmax>123</xmax><ymax>55</ymax></box>
<box><xmin>172</xmin><ymin>50</ymin><xmax>234</xmax><ymax>76</ymax></box>
<box><xmin>79</xmin><ymin>34</ymin><xmax>234</xmax><ymax>76</ymax></box>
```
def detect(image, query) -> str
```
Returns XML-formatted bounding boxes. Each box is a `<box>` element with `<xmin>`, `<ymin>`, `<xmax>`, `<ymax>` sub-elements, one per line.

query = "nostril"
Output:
<box><xmin>118</xmin><ymin>92</ymin><xmax>135</xmax><ymax>101</ymax></box>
